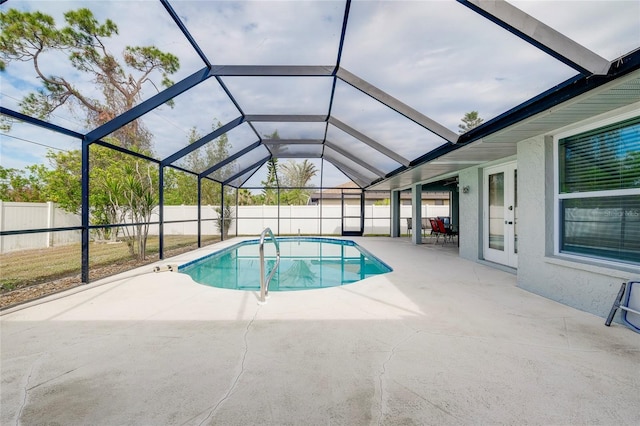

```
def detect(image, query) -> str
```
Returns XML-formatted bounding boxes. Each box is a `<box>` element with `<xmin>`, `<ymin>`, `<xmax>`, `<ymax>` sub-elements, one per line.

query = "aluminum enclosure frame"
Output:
<box><xmin>3</xmin><ymin>0</ymin><xmax>635</xmax><ymax>285</ymax></box>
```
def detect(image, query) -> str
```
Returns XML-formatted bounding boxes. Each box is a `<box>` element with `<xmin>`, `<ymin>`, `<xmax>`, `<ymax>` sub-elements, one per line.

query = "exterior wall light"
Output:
<box><xmin>462</xmin><ymin>185</ymin><xmax>470</xmax><ymax>193</ymax></box>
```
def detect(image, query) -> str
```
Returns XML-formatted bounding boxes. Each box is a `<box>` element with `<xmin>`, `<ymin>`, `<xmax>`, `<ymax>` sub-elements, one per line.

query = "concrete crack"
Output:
<box><xmin>562</xmin><ymin>317</ymin><xmax>571</xmax><ymax>349</ymax></box>
<box><xmin>195</xmin><ymin>306</ymin><xmax>260</xmax><ymax>426</ymax></box>
<box><xmin>377</xmin><ymin>330</ymin><xmax>419</xmax><ymax>426</ymax></box>
<box><xmin>27</xmin><ymin>367</ymin><xmax>79</xmax><ymax>391</ymax></box>
<box><xmin>15</xmin><ymin>353</ymin><xmax>44</xmax><ymax>426</ymax></box>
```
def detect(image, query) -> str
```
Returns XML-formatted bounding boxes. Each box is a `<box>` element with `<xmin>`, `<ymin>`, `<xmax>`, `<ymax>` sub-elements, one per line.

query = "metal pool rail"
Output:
<box><xmin>259</xmin><ymin>227</ymin><xmax>280</xmax><ymax>304</ymax></box>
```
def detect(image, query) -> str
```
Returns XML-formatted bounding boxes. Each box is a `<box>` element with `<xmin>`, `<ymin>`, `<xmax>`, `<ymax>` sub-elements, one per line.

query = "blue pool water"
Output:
<box><xmin>179</xmin><ymin>237</ymin><xmax>392</xmax><ymax>291</ymax></box>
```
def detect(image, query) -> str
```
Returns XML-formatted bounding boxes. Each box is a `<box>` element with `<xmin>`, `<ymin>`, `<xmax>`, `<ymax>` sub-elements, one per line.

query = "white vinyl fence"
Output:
<box><xmin>1</xmin><ymin>202</ymin><xmax>450</xmax><ymax>253</ymax></box>
<box><xmin>0</xmin><ymin>201</ymin><xmax>81</xmax><ymax>253</ymax></box>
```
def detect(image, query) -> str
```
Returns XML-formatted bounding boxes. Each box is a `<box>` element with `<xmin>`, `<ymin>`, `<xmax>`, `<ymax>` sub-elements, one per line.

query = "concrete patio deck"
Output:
<box><xmin>1</xmin><ymin>237</ymin><xmax>639</xmax><ymax>425</ymax></box>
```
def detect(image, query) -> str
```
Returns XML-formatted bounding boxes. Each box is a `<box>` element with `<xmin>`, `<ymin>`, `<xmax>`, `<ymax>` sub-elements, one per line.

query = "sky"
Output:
<box><xmin>1</xmin><ymin>0</ymin><xmax>639</xmax><ymax>189</ymax></box>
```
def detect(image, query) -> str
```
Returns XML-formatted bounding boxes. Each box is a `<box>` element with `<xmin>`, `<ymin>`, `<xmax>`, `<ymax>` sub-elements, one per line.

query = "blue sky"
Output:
<box><xmin>1</xmin><ymin>0</ymin><xmax>639</xmax><ymax>188</ymax></box>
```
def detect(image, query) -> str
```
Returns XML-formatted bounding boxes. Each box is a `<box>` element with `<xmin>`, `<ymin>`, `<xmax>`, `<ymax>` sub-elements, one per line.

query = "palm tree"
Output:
<box><xmin>261</xmin><ymin>158</ymin><xmax>279</xmax><ymax>205</ymax></box>
<box><xmin>237</xmin><ymin>188</ymin><xmax>255</xmax><ymax>205</ymax></box>
<box><xmin>281</xmin><ymin>160</ymin><xmax>318</xmax><ymax>205</ymax></box>
<box><xmin>281</xmin><ymin>159</ymin><xmax>318</xmax><ymax>188</ymax></box>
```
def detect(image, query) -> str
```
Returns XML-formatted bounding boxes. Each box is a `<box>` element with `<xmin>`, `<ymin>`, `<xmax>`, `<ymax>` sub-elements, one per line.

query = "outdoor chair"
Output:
<box><xmin>406</xmin><ymin>218</ymin><xmax>412</xmax><ymax>235</ymax></box>
<box><xmin>436</xmin><ymin>218</ymin><xmax>458</xmax><ymax>245</ymax></box>
<box><xmin>421</xmin><ymin>218</ymin><xmax>430</xmax><ymax>237</ymax></box>
<box><xmin>606</xmin><ymin>281</ymin><xmax>640</xmax><ymax>334</ymax></box>
<box><xmin>429</xmin><ymin>218</ymin><xmax>442</xmax><ymax>243</ymax></box>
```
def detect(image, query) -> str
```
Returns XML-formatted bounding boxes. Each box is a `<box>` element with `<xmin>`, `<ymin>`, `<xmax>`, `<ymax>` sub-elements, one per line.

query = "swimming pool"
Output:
<box><xmin>179</xmin><ymin>237</ymin><xmax>392</xmax><ymax>291</ymax></box>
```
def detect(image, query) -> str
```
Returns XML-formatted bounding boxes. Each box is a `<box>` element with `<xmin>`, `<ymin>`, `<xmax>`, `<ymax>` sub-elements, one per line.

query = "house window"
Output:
<box><xmin>557</xmin><ymin>116</ymin><xmax>640</xmax><ymax>265</ymax></box>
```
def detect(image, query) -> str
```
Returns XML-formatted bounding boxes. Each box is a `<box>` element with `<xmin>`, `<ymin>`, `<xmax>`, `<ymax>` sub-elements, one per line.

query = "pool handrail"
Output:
<box><xmin>259</xmin><ymin>227</ymin><xmax>280</xmax><ymax>304</ymax></box>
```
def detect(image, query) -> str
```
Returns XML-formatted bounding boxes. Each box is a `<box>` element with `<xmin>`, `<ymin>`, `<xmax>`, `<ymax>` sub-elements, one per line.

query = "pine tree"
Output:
<box><xmin>459</xmin><ymin>111</ymin><xmax>483</xmax><ymax>134</ymax></box>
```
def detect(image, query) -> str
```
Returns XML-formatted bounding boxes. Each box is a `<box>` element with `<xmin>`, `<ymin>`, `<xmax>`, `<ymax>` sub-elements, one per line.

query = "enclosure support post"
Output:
<box><xmin>412</xmin><ymin>184</ymin><xmax>423</xmax><ymax>244</ymax></box>
<box><xmin>159</xmin><ymin>165</ymin><xmax>164</xmax><ymax>259</ymax></box>
<box><xmin>360</xmin><ymin>189</ymin><xmax>365</xmax><ymax>235</ymax></box>
<box><xmin>46</xmin><ymin>201</ymin><xmax>55</xmax><ymax>248</ymax></box>
<box><xmin>0</xmin><ymin>201</ymin><xmax>3</xmax><ymax>253</ymax></box>
<box><xmin>197</xmin><ymin>177</ymin><xmax>202</xmax><ymax>248</ymax></box>
<box><xmin>235</xmin><ymin>188</ymin><xmax>239</xmax><ymax>237</ymax></box>
<box><xmin>277</xmin><ymin>187</ymin><xmax>280</xmax><ymax>236</ymax></box>
<box><xmin>390</xmin><ymin>190</ymin><xmax>401</xmax><ymax>238</ymax></box>
<box><xmin>81</xmin><ymin>142</ymin><xmax>90</xmax><ymax>283</ymax></box>
<box><xmin>450</xmin><ymin>187</ymin><xmax>459</xmax><ymax>233</ymax></box>
<box><xmin>220</xmin><ymin>182</ymin><xmax>225</xmax><ymax>241</ymax></box>
<box><xmin>340</xmin><ymin>189</ymin><xmax>344</xmax><ymax>236</ymax></box>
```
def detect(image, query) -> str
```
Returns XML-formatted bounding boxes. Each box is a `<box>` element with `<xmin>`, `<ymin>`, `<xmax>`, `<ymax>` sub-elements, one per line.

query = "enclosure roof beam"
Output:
<box><xmin>458</xmin><ymin>0</ymin><xmax>610</xmax><ymax>75</ymax></box>
<box><xmin>1</xmin><ymin>107</ymin><xmax>83</xmax><ymax>140</ymax></box>
<box><xmin>162</xmin><ymin>116</ymin><xmax>244</xmax><ymax>166</ymax></box>
<box><xmin>270</xmin><ymin>153</ymin><xmax>322</xmax><ymax>159</ymax></box>
<box><xmin>85</xmin><ymin>67</ymin><xmax>212</xmax><ymax>144</ymax></box>
<box><xmin>322</xmin><ymin>153</ymin><xmax>371</xmax><ymax>188</ymax></box>
<box><xmin>336</xmin><ymin>68</ymin><xmax>459</xmax><ymax>143</ymax></box>
<box><xmin>165</xmin><ymin>163</ymin><xmax>198</xmax><ymax>177</ymax></box>
<box><xmin>245</xmin><ymin>114</ymin><xmax>327</xmax><ymax>122</ymax></box>
<box><xmin>324</xmin><ymin>140</ymin><xmax>386</xmax><ymax>178</ymax></box>
<box><xmin>233</xmin><ymin>164</ymin><xmax>262</xmax><ymax>189</ymax></box>
<box><xmin>223</xmin><ymin>156</ymin><xmax>271</xmax><ymax>186</ymax></box>
<box><xmin>160</xmin><ymin>0</ymin><xmax>211</xmax><ymax>67</ymax></box>
<box><xmin>326</xmin><ymin>0</ymin><xmax>352</xmax><ymax>121</ymax></box>
<box><xmin>262</xmin><ymin>139</ymin><xmax>324</xmax><ymax>145</ymax></box>
<box><xmin>328</xmin><ymin>117</ymin><xmax>410</xmax><ymax>167</ymax></box>
<box><xmin>210</xmin><ymin>65</ymin><xmax>335</xmax><ymax>76</ymax></box>
<box><xmin>334</xmin><ymin>0</ymin><xmax>351</xmax><ymax>72</ymax></box>
<box><xmin>93</xmin><ymin>140</ymin><xmax>160</xmax><ymax>164</ymax></box>
<box><xmin>199</xmin><ymin>140</ymin><xmax>262</xmax><ymax>178</ymax></box>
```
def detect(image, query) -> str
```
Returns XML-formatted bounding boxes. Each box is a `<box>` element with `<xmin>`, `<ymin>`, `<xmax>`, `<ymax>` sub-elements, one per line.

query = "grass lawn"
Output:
<box><xmin>1</xmin><ymin>235</ymin><xmax>220</xmax><ymax>293</ymax></box>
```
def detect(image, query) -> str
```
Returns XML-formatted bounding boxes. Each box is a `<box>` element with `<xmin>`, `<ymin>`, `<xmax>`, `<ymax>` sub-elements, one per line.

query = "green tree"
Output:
<box><xmin>261</xmin><ymin>158</ymin><xmax>279</xmax><ymax>205</ymax></box>
<box><xmin>0</xmin><ymin>7</ymin><xmax>179</xmax><ymax>151</ymax></box>
<box><xmin>1</xmin><ymin>7</ymin><xmax>180</xmax><ymax>258</ymax></box>
<box><xmin>215</xmin><ymin>205</ymin><xmax>234</xmax><ymax>238</ymax></box>
<box><xmin>259</xmin><ymin>130</ymin><xmax>281</xmax><ymax>205</ymax></box>
<box><xmin>458</xmin><ymin>111</ymin><xmax>483</xmax><ymax>134</ymax></box>
<box><xmin>237</xmin><ymin>188</ymin><xmax>257</xmax><ymax>206</ymax></box>
<box><xmin>38</xmin><ymin>150</ymin><xmax>82</xmax><ymax>212</ymax></box>
<box><xmin>374</xmin><ymin>198</ymin><xmax>390</xmax><ymax>206</ymax></box>
<box><xmin>280</xmin><ymin>159</ymin><xmax>318</xmax><ymax>205</ymax></box>
<box><xmin>164</xmin><ymin>121</ymin><xmax>233</xmax><ymax>205</ymax></box>
<box><xmin>0</xmin><ymin>165</ymin><xmax>47</xmax><ymax>202</ymax></box>
<box><xmin>119</xmin><ymin>160</ymin><xmax>158</xmax><ymax>259</ymax></box>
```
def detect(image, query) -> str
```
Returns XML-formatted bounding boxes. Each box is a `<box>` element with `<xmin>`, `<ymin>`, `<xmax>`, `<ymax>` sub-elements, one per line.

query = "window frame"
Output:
<box><xmin>553</xmin><ymin>109</ymin><xmax>640</xmax><ymax>267</ymax></box>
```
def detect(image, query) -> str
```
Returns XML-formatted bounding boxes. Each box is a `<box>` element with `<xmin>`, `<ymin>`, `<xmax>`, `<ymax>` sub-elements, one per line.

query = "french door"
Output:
<box><xmin>484</xmin><ymin>162</ymin><xmax>518</xmax><ymax>268</ymax></box>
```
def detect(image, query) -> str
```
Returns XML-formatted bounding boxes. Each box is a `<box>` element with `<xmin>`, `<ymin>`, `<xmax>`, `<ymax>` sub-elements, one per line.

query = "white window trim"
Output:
<box><xmin>553</xmin><ymin>109</ymin><xmax>640</xmax><ymax>265</ymax></box>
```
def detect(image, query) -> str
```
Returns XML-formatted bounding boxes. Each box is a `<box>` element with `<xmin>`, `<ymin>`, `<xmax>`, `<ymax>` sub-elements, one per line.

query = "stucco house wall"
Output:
<box><xmin>457</xmin><ymin>105</ymin><xmax>639</xmax><ymax>318</ymax></box>
<box><xmin>458</xmin><ymin>167</ymin><xmax>482</xmax><ymax>262</ymax></box>
<box><xmin>515</xmin><ymin>114</ymin><xmax>638</xmax><ymax>318</ymax></box>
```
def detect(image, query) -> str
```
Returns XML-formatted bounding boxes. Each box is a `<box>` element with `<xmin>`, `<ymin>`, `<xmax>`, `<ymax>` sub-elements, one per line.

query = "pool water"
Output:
<box><xmin>179</xmin><ymin>238</ymin><xmax>392</xmax><ymax>291</ymax></box>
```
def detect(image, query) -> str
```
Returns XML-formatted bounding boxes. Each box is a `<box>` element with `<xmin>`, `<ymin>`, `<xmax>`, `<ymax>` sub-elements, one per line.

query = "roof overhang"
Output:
<box><xmin>369</xmin><ymin>62</ymin><xmax>640</xmax><ymax>191</ymax></box>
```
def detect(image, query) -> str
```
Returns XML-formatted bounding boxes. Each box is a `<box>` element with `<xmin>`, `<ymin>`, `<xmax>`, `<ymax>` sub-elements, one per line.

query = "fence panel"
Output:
<box><xmin>1</xmin><ymin>202</ymin><xmax>453</xmax><ymax>252</ymax></box>
<box><xmin>0</xmin><ymin>201</ymin><xmax>81</xmax><ymax>253</ymax></box>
